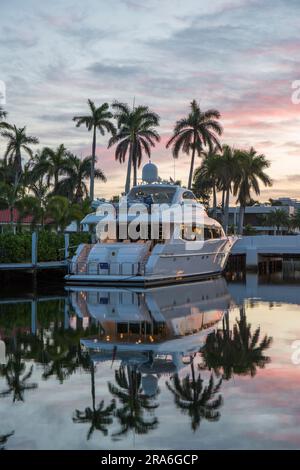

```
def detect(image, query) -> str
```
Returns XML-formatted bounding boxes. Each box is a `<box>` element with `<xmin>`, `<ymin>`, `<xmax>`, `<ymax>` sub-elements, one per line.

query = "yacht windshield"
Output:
<box><xmin>127</xmin><ymin>186</ymin><xmax>177</xmax><ymax>204</ymax></box>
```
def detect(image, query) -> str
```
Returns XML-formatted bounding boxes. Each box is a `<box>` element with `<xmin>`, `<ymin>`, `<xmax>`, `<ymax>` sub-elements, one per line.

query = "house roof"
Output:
<box><xmin>0</xmin><ymin>208</ymin><xmax>34</xmax><ymax>224</ymax></box>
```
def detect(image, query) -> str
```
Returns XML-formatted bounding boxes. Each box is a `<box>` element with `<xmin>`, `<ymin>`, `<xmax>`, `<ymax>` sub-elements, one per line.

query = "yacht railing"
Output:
<box><xmin>69</xmin><ymin>261</ymin><xmax>145</xmax><ymax>276</ymax></box>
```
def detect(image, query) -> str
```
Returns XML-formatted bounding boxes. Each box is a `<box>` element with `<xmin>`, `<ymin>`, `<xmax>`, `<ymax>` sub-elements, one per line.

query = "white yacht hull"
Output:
<box><xmin>65</xmin><ymin>237</ymin><xmax>236</xmax><ymax>286</ymax></box>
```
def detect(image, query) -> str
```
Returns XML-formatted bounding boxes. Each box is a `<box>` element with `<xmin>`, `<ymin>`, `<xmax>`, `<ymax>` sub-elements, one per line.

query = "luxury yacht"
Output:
<box><xmin>65</xmin><ymin>162</ymin><xmax>236</xmax><ymax>286</ymax></box>
<box><xmin>67</xmin><ymin>277</ymin><xmax>232</xmax><ymax>376</ymax></box>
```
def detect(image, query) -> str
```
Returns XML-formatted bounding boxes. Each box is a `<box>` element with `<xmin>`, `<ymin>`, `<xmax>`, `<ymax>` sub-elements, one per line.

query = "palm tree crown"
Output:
<box><xmin>1</xmin><ymin>125</ymin><xmax>39</xmax><ymax>183</ymax></box>
<box><xmin>108</xmin><ymin>101</ymin><xmax>160</xmax><ymax>193</ymax></box>
<box><xmin>233</xmin><ymin>147</ymin><xmax>272</xmax><ymax>234</ymax></box>
<box><xmin>166</xmin><ymin>100</ymin><xmax>222</xmax><ymax>189</ymax></box>
<box><xmin>55</xmin><ymin>154</ymin><xmax>106</xmax><ymax>203</ymax></box>
<box><xmin>73</xmin><ymin>100</ymin><xmax>115</xmax><ymax>201</ymax></box>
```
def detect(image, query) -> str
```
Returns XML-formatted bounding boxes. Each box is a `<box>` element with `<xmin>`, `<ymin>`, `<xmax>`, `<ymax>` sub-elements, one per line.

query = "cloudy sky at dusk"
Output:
<box><xmin>1</xmin><ymin>0</ymin><xmax>300</xmax><ymax>201</ymax></box>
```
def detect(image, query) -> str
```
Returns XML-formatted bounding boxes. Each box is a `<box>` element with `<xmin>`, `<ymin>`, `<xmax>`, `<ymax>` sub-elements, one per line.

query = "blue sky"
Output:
<box><xmin>1</xmin><ymin>0</ymin><xmax>300</xmax><ymax>200</ymax></box>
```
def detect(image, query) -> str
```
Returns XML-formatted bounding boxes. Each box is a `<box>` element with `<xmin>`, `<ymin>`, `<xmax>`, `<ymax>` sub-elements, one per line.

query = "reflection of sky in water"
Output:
<box><xmin>1</xmin><ymin>282</ymin><xmax>300</xmax><ymax>450</ymax></box>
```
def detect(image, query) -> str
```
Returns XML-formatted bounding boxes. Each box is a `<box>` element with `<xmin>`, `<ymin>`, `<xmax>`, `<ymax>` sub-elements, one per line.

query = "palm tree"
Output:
<box><xmin>0</xmin><ymin>182</ymin><xmax>24</xmax><ymax>231</ymax></box>
<box><xmin>46</xmin><ymin>196</ymin><xmax>83</xmax><ymax>232</ymax></box>
<box><xmin>233</xmin><ymin>148</ymin><xmax>272</xmax><ymax>234</ymax></box>
<box><xmin>193</xmin><ymin>146</ymin><xmax>221</xmax><ymax>218</ymax></box>
<box><xmin>108</xmin><ymin>364</ymin><xmax>159</xmax><ymax>438</ymax></box>
<box><xmin>1</xmin><ymin>126</ymin><xmax>39</xmax><ymax>184</ymax></box>
<box><xmin>0</xmin><ymin>158</ymin><xmax>15</xmax><ymax>185</ymax></box>
<box><xmin>264</xmin><ymin>209</ymin><xmax>291</xmax><ymax>235</ymax></box>
<box><xmin>56</xmin><ymin>154</ymin><xmax>106</xmax><ymax>203</ymax></box>
<box><xmin>31</xmin><ymin>145</ymin><xmax>71</xmax><ymax>191</ymax></box>
<box><xmin>219</xmin><ymin>145</ymin><xmax>237</xmax><ymax>233</ymax></box>
<box><xmin>108</xmin><ymin>102</ymin><xmax>160</xmax><ymax>192</ymax></box>
<box><xmin>291</xmin><ymin>209</ymin><xmax>300</xmax><ymax>232</ymax></box>
<box><xmin>17</xmin><ymin>195</ymin><xmax>46</xmax><ymax>229</ymax></box>
<box><xmin>166</xmin><ymin>100</ymin><xmax>222</xmax><ymax>189</ymax></box>
<box><xmin>73</xmin><ymin>100</ymin><xmax>115</xmax><ymax>201</ymax></box>
<box><xmin>166</xmin><ymin>357</ymin><xmax>222</xmax><ymax>431</ymax></box>
<box><xmin>73</xmin><ymin>362</ymin><xmax>115</xmax><ymax>440</ymax></box>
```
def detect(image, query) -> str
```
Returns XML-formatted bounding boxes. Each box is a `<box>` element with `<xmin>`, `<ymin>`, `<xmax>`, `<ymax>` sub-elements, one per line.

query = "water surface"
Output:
<box><xmin>0</xmin><ymin>274</ymin><xmax>300</xmax><ymax>450</ymax></box>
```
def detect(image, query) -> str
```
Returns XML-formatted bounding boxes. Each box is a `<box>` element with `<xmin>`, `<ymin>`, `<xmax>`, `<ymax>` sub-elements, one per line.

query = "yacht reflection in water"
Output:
<box><xmin>68</xmin><ymin>277</ymin><xmax>231</xmax><ymax>376</ymax></box>
<box><xmin>68</xmin><ymin>278</ymin><xmax>232</xmax><ymax>436</ymax></box>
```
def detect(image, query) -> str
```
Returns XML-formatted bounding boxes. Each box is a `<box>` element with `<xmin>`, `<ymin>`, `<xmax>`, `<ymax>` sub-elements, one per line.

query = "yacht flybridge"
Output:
<box><xmin>65</xmin><ymin>162</ymin><xmax>236</xmax><ymax>286</ymax></box>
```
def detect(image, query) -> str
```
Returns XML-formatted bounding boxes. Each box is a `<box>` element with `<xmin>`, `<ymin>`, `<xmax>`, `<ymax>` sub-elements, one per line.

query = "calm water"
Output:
<box><xmin>0</xmin><ymin>274</ymin><xmax>300</xmax><ymax>450</ymax></box>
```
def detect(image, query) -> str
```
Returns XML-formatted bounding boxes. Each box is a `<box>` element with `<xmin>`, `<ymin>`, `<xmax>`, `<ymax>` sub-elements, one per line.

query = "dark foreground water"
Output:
<box><xmin>0</xmin><ymin>273</ymin><xmax>300</xmax><ymax>450</ymax></box>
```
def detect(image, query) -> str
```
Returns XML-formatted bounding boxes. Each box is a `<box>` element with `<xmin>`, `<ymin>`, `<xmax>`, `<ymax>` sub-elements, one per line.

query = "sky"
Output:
<box><xmin>1</xmin><ymin>0</ymin><xmax>300</xmax><ymax>201</ymax></box>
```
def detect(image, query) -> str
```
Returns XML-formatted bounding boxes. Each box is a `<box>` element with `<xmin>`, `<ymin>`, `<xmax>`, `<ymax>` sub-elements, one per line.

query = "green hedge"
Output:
<box><xmin>0</xmin><ymin>231</ymin><xmax>91</xmax><ymax>263</ymax></box>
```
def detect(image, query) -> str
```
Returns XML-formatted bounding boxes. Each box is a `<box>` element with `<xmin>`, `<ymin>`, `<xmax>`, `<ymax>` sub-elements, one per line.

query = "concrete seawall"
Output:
<box><xmin>232</xmin><ymin>235</ymin><xmax>300</xmax><ymax>269</ymax></box>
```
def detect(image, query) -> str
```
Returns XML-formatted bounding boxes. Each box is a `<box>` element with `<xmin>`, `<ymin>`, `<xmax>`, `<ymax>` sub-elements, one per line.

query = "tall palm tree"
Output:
<box><xmin>233</xmin><ymin>148</ymin><xmax>272</xmax><ymax>234</ymax></box>
<box><xmin>56</xmin><ymin>154</ymin><xmax>106</xmax><ymax>203</ymax></box>
<box><xmin>73</xmin><ymin>100</ymin><xmax>115</xmax><ymax>201</ymax></box>
<box><xmin>108</xmin><ymin>364</ymin><xmax>159</xmax><ymax>438</ymax></box>
<box><xmin>108</xmin><ymin>102</ymin><xmax>160</xmax><ymax>193</ymax></box>
<box><xmin>219</xmin><ymin>145</ymin><xmax>237</xmax><ymax>233</ymax></box>
<box><xmin>1</xmin><ymin>126</ymin><xmax>38</xmax><ymax>184</ymax></box>
<box><xmin>193</xmin><ymin>146</ymin><xmax>221</xmax><ymax>218</ymax></box>
<box><xmin>166</xmin><ymin>357</ymin><xmax>222</xmax><ymax>431</ymax></box>
<box><xmin>166</xmin><ymin>100</ymin><xmax>222</xmax><ymax>189</ymax></box>
<box><xmin>73</xmin><ymin>362</ymin><xmax>116</xmax><ymax>440</ymax></box>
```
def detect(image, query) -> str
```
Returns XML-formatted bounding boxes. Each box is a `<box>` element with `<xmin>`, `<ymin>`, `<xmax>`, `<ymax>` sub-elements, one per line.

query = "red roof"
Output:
<box><xmin>0</xmin><ymin>208</ymin><xmax>35</xmax><ymax>224</ymax></box>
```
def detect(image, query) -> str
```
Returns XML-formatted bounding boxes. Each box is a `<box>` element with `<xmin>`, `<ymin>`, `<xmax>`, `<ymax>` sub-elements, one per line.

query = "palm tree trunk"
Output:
<box><xmin>14</xmin><ymin>148</ymin><xmax>22</xmax><ymax>187</ymax></box>
<box><xmin>212</xmin><ymin>185</ymin><xmax>217</xmax><ymax>218</ymax></box>
<box><xmin>133</xmin><ymin>159</ymin><xmax>137</xmax><ymax>187</ymax></box>
<box><xmin>238</xmin><ymin>204</ymin><xmax>245</xmax><ymax>235</ymax></box>
<box><xmin>125</xmin><ymin>142</ymin><xmax>134</xmax><ymax>194</ymax></box>
<box><xmin>90</xmin><ymin>126</ymin><xmax>96</xmax><ymax>201</ymax></box>
<box><xmin>223</xmin><ymin>188</ymin><xmax>230</xmax><ymax>234</ymax></box>
<box><xmin>221</xmin><ymin>189</ymin><xmax>225</xmax><ymax>213</ymax></box>
<box><xmin>188</xmin><ymin>137</ymin><xmax>197</xmax><ymax>190</ymax></box>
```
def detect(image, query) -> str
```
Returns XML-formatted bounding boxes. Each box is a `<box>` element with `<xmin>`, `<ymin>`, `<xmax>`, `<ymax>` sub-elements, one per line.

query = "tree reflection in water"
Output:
<box><xmin>202</xmin><ymin>306</ymin><xmax>273</xmax><ymax>379</ymax></box>
<box><xmin>108</xmin><ymin>364</ymin><xmax>159</xmax><ymax>439</ymax></box>
<box><xmin>0</xmin><ymin>431</ymin><xmax>14</xmax><ymax>450</ymax></box>
<box><xmin>166</xmin><ymin>356</ymin><xmax>222</xmax><ymax>432</ymax></box>
<box><xmin>73</xmin><ymin>360</ymin><xmax>116</xmax><ymax>440</ymax></box>
<box><xmin>0</xmin><ymin>338</ymin><xmax>38</xmax><ymax>402</ymax></box>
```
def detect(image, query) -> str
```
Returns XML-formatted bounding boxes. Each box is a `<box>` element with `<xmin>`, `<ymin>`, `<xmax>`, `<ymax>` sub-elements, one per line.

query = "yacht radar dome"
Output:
<box><xmin>142</xmin><ymin>160</ymin><xmax>158</xmax><ymax>183</ymax></box>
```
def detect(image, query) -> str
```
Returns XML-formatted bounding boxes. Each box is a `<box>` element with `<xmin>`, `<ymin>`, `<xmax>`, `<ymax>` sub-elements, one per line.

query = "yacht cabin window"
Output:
<box><xmin>181</xmin><ymin>224</ymin><xmax>223</xmax><ymax>241</ymax></box>
<box><xmin>127</xmin><ymin>187</ymin><xmax>177</xmax><ymax>204</ymax></box>
<box><xmin>182</xmin><ymin>191</ymin><xmax>197</xmax><ymax>201</ymax></box>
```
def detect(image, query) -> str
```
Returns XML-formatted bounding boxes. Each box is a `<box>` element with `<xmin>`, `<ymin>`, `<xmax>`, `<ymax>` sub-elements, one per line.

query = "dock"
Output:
<box><xmin>0</xmin><ymin>261</ymin><xmax>67</xmax><ymax>271</ymax></box>
<box><xmin>0</xmin><ymin>232</ymin><xmax>69</xmax><ymax>274</ymax></box>
<box><xmin>232</xmin><ymin>235</ymin><xmax>300</xmax><ymax>269</ymax></box>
